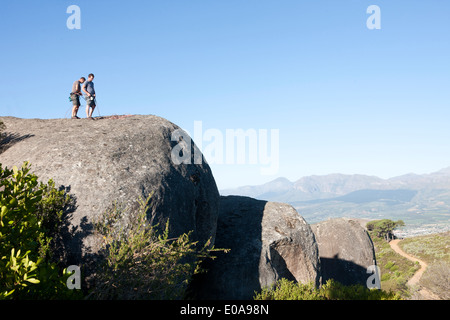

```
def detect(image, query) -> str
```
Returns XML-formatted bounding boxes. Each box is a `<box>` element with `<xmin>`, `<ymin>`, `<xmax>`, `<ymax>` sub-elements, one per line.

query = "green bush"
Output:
<box><xmin>366</xmin><ymin>219</ymin><xmax>405</xmax><ymax>241</ymax></box>
<box><xmin>384</xmin><ymin>261</ymin><xmax>395</xmax><ymax>269</ymax></box>
<box><xmin>408</xmin><ymin>266</ymin><xmax>418</xmax><ymax>274</ymax></box>
<box><xmin>0</xmin><ymin>162</ymin><xmax>79</xmax><ymax>299</ymax></box>
<box><xmin>371</xmin><ymin>235</ymin><xmax>419</xmax><ymax>295</ymax></box>
<box><xmin>89</xmin><ymin>195</ymin><xmax>226</xmax><ymax>300</ymax></box>
<box><xmin>254</xmin><ymin>278</ymin><xmax>401</xmax><ymax>300</ymax></box>
<box><xmin>254</xmin><ymin>278</ymin><xmax>324</xmax><ymax>300</ymax></box>
<box><xmin>381</xmin><ymin>273</ymin><xmax>391</xmax><ymax>281</ymax></box>
<box><xmin>391</xmin><ymin>265</ymin><xmax>399</xmax><ymax>272</ymax></box>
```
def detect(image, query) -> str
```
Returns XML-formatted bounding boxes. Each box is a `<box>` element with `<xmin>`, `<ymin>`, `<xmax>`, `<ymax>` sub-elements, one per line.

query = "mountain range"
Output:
<box><xmin>220</xmin><ymin>168</ymin><xmax>450</xmax><ymax>235</ymax></box>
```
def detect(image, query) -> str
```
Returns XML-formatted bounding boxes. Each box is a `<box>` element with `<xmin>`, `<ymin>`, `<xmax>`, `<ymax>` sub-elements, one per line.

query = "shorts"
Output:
<box><xmin>85</xmin><ymin>95</ymin><xmax>96</xmax><ymax>107</ymax></box>
<box><xmin>70</xmin><ymin>94</ymin><xmax>80</xmax><ymax>106</ymax></box>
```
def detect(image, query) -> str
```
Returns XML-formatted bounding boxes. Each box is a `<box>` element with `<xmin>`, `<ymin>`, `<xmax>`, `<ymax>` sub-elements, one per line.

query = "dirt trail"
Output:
<box><xmin>389</xmin><ymin>239</ymin><xmax>440</xmax><ymax>300</ymax></box>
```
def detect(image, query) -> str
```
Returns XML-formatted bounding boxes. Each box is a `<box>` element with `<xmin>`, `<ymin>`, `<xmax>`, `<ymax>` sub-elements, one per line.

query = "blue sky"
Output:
<box><xmin>1</xmin><ymin>1</ymin><xmax>449</xmax><ymax>189</ymax></box>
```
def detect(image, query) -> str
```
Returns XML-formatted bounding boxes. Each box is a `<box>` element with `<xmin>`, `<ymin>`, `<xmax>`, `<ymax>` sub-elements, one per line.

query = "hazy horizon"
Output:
<box><xmin>219</xmin><ymin>164</ymin><xmax>450</xmax><ymax>190</ymax></box>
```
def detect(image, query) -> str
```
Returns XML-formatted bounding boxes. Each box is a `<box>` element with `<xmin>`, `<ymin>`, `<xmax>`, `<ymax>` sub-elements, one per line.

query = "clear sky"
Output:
<box><xmin>1</xmin><ymin>1</ymin><xmax>449</xmax><ymax>189</ymax></box>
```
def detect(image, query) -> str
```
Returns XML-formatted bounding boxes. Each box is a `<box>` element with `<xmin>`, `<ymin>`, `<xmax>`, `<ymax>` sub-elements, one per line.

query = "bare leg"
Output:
<box><xmin>71</xmin><ymin>105</ymin><xmax>79</xmax><ymax>118</ymax></box>
<box><xmin>89</xmin><ymin>105</ymin><xmax>96</xmax><ymax>118</ymax></box>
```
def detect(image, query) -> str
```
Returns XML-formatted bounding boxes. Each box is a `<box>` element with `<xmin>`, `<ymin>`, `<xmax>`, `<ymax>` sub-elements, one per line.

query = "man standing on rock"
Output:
<box><xmin>82</xmin><ymin>73</ymin><xmax>96</xmax><ymax>119</ymax></box>
<box><xmin>70</xmin><ymin>77</ymin><xmax>86</xmax><ymax>119</ymax></box>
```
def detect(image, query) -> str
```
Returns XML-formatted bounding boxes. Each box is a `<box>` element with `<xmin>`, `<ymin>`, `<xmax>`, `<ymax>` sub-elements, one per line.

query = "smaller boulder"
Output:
<box><xmin>311</xmin><ymin>218</ymin><xmax>378</xmax><ymax>286</ymax></box>
<box><xmin>195</xmin><ymin>196</ymin><xmax>320</xmax><ymax>300</ymax></box>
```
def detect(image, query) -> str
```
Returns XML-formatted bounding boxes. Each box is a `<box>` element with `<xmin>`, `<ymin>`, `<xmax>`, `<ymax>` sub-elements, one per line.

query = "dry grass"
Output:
<box><xmin>399</xmin><ymin>232</ymin><xmax>450</xmax><ymax>299</ymax></box>
<box><xmin>420</xmin><ymin>261</ymin><xmax>450</xmax><ymax>299</ymax></box>
<box><xmin>371</xmin><ymin>236</ymin><xmax>418</xmax><ymax>295</ymax></box>
<box><xmin>399</xmin><ymin>231</ymin><xmax>450</xmax><ymax>264</ymax></box>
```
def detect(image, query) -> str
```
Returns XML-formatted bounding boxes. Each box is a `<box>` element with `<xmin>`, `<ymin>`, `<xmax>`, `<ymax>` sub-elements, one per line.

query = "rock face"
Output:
<box><xmin>0</xmin><ymin>115</ymin><xmax>219</xmax><ymax>271</ymax></box>
<box><xmin>311</xmin><ymin>218</ymin><xmax>378</xmax><ymax>286</ymax></box>
<box><xmin>195</xmin><ymin>196</ymin><xmax>320</xmax><ymax>300</ymax></box>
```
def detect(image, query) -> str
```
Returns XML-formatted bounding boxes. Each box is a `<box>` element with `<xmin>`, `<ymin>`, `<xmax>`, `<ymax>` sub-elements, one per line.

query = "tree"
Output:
<box><xmin>366</xmin><ymin>219</ymin><xmax>405</xmax><ymax>241</ymax></box>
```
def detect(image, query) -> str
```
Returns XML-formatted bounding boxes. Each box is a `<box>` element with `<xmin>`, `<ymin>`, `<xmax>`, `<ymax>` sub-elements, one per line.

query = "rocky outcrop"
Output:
<box><xmin>0</xmin><ymin>115</ymin><xmax>219</xmax><ymax>272</ymax></box>
<box><xmin>195</xmin><ymin>196</ymin><xmax>320</xmax><ymax>300</ymax></box>
<box><xmin>0</xmin><ymin>115</ymin><xmax>381</xmax><ymax>298</ymax></box>
<box><xmin>311</xmin><ymin>218</ymin><xmax>378</xmax><ymax>286</ymax></box>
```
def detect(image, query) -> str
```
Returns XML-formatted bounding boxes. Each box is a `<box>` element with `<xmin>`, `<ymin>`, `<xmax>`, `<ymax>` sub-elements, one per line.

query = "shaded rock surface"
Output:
<box><xmin>311</xmin><ymin>218</ymin><xmax>378</xmax><ymax>286</ymax></box>
<box><xmin>195</xmin><ymin>195</ymin><xmax>320</xmax><ymax>300</ymax></box>
<box><xmin>0</xmin><ymin>115</ymin><xmax>219</xmax><ymax>274</ymax></box>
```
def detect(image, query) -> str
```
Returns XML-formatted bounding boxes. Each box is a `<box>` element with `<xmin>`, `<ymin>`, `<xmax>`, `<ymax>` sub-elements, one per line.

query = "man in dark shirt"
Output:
<box><xmin>70</xmin><ymin>77</ymin><xmax>85</xmax><ymax>119</ymax></box>
<box><xmin>82</xmin><ymin>73</ymin><xmax>96</xmax><ymax>119</ymax></box>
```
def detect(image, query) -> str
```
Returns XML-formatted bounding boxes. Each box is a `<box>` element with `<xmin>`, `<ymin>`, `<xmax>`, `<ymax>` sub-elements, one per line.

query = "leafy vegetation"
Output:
<box><xmin>366</xmin><ymin>219</ymin><xmax>405</xmax><ymax>241</ymax></box>
<box><xmin>254</xmin><ymin>278</ymin><xmax>401</xmax><ymax>300</ymax></box>
<box><xmin>368</xmin><ymin>222</ymin><xmax>418</xmax><ymax>296</ymax></box>
<box><xmin>0</xmin><ymin>161</ymin><xmax>228</xmax><ymax>300</ymax></box>
<box><xmin>399</xmin><ymin>232</ymin><xmax>450</xmax><ymax>299</ymax></box>
<box><xmin>0</xmin><ymin>160</ymin><xmax>229</xmax><ymax>300</ymax></box>
<box><xmin>89</xmin><ymin>195</ymin><xmax>226</xmax><ymax>300</ymax></box>
<box><xmin>0</xmin><ymin>162</ymin><xmax>80</xmax><ymax>299</ymax></box>
<box><xmin>377</xmin><ymin>241</ymin><xmax>417</xmax><ymax>293</ymax></box>
<box><xmin>367</xmin><ymin>220</ymin><xmax>449</xmax><ymax>299</ymax></box>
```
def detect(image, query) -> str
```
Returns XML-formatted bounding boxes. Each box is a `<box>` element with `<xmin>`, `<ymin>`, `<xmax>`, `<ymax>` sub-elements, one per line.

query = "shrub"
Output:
<box><xmin>254</xmin><ymin>278</ymin><xmax>324</xmax><ymax>300</ymax></box>
<box><xmin>391</xmin><ymin>265</ymin><xmax>399</xmax><ymax>272</ymax></box>
<box><xmin>381</xmin><ymin>273</ymin><xmax>391</xmax><ymax>281</ymax></box>
<box><xmin>0</xmin><ymin>162</ymin><xmax>79</xmax><ymax>299</ymax></box>
<box><xmin>420</xmin><ymin>261</ymin><xmax>450</xmax><ymax>299</ymax></box>
<box><xmin>89</xmin><ymin>195</ymin><xmax>225</xmax><ymax>300</ymax></box>
<box><xmin>399</xmin><ymin>232</ymin><xmax>450</xmax><ymax>264</ymax></box>
<box><xmin>408</xmin><ymin>266</ymin><xmax>417</xmax><ymax>274</ymax></box>
<box><xmin>371</xmin><ymin>234</ymin><xmax>419</xmax><ymax>296</ymax></box>
<box><xmin>254</xmin><ymin>278</ymin><xmax>401</xmax><ymax>300</ymax></box>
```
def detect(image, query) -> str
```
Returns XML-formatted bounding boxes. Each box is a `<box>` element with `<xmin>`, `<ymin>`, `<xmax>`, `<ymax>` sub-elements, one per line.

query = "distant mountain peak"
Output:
<box><xmin>220</xmin><ymin>166</ymin><xmax>450</xmax><ymax>202</ymax></box>
<box><xmin>264</xmin><ymin>177</ymin><xmax>293</xmax><ymax>187</ymax></box>
<box><xmin>437</xmin><ymin>166</ymin><xmax>450</xmax><ymax>175</ymax></box>
<box><xmin>270</xmin><ymin>177</ymin><xmax>292</xmax><ymax>183</ymax></box>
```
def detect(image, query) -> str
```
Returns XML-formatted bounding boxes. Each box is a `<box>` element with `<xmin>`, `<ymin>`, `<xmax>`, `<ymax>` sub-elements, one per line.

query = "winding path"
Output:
<box><xmin>389</xmin><ymin>239</ymin><xmax>440</xmax><ymax>300</ymax></box>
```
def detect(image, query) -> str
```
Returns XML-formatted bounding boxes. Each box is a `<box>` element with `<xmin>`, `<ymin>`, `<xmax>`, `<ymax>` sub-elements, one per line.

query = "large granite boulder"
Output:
<box><xmin>311</xmin><ymin>218</ymin><xmax>378</xmax><ymax>286</ymax></box>
<box><xmin>0</xmin><ymin>115</ymin><xmax>219</xmax><ymax>273</ymax></box>
<box><xmin>195</xmin><ymin>195</ymin><xmax>320</xmax><ymax>299</ymax></box>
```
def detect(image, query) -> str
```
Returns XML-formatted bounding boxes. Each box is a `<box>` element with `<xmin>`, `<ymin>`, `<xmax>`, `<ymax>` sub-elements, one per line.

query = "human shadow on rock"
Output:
<box><xmin>320</xmin><ymin>255</ymin><xmax>374</xmax><ymax>287</ymax></box>
<box><xmin>188</xmin><ymin>196</ymin><xmax>266</xmax><ymax>300</ymax></box>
